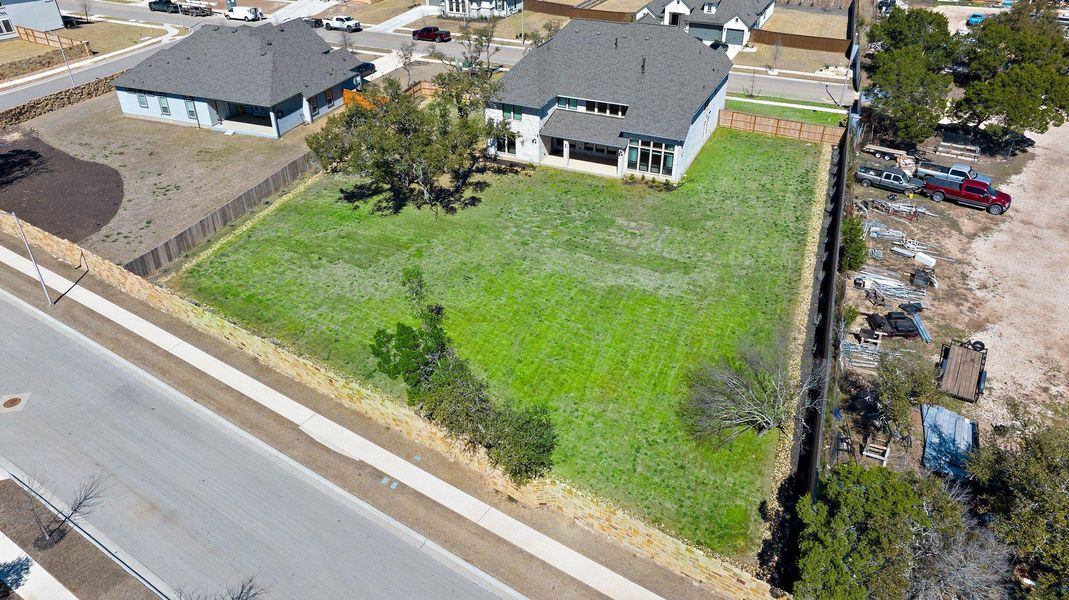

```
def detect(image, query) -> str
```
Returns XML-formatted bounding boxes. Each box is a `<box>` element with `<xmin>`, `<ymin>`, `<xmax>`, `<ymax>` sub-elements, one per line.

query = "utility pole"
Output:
<box><xmin>12</xmin><ymin>213</ymin><xmax>53</xmax><ymax>307</ymax></box>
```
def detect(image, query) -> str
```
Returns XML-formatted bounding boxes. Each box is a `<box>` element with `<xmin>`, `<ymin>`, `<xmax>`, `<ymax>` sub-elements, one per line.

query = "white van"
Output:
<box><xmin>224</xmin><ymin>6</ymin><xmax>262</xmax><ymax>21</ymax></box>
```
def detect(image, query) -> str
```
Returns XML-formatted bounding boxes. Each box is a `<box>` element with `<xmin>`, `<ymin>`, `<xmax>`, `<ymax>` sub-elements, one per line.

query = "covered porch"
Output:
<box><xmin>540</xmin><ymin>110</ymin><xmax>625</xmax><ymax>178</ymax></box>
<box><xmin>213</xmin><ymin>101</ymin><xmax>279</xmax><ymax>138</ymax></box>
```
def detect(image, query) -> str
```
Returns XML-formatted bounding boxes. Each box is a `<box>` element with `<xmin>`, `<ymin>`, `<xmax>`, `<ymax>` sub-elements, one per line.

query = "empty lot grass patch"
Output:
<box><xmin>726</xmin><ymin>98</ymin><xmax>846</xmax><ymax>127</ymax></box>
<box><xmin>177</xmin><ymin>128</ymin><xmax>822</xmax><ymax>558</ymax></box>
<box><xmin>63</xmin><ymin>20</ymin><xmax>165</xmax><ymax>55</ymax></box>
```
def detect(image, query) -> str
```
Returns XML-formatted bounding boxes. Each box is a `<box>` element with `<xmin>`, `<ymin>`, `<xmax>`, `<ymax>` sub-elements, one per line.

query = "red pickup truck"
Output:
<box><xmin>923</xmin><ymin>177</ymin><xmax>1011</xmax><ymax>215</ymax></box>
<box><xmin>412</xmin><ymin>26</ymin><xmax>451</xmax><ymax>42</ymax></box>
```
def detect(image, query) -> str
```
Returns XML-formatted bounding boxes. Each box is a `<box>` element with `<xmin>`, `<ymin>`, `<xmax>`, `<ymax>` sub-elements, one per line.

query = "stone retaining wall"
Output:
<box><xmin>0</xmin><ymin>211</ymin><xmax>777</xmax><ymax>599</ymax></box>
<box><xmin>0</xmin><ymin>73</ymin><xmax>121</xmax><ymax>130</ymax></box>
<box><xmin>0</xmin><ymin>43</ymin><xmax>92</xmax><ymax>83</ymax></box>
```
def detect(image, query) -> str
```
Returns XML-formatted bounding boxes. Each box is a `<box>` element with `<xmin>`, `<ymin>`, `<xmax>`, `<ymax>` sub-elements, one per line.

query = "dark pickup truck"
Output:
<box><xmin>855</xmin><ymin>165</ymin><xmax>924</xmax><ymax>194</ymax></box>
<box><xmin>923</xmin><ymin>177</ymin><xmax>1011</xmax><ymax>215</ymax></box>
<box><xmin>412</xmin><ymin>26</ymin><xmax>451</xmax><ymax>42</ymax></box>
<box><xmin>148</xmin><ymin>0</ymin><xmax>180</xmax><ymax>12</ymax></box>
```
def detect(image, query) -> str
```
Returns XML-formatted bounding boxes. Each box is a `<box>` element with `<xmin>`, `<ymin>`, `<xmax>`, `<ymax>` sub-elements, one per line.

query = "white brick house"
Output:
<box><xmin>486</xmin><ymin>20</ymin><xmax>731</xmax><ymax>183</ymax></box>
<box><xmin>428</xmin><ymin>0</ymin><xmax>522</xmax><ymax>19</ymax></box>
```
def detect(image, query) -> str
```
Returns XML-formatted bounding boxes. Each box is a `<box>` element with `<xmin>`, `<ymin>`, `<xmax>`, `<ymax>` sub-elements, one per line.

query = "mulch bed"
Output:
<box><xmin>0</xmin><ymin>129</ymin><xmax>122</xmax><ymax>243</ymax></box>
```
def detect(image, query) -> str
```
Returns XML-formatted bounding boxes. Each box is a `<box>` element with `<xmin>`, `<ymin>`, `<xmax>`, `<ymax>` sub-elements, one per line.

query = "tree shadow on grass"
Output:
<box><xmin>0</xmin><ymin>149</ymin><xmax>48</xmax><ymax>190</ymax></box>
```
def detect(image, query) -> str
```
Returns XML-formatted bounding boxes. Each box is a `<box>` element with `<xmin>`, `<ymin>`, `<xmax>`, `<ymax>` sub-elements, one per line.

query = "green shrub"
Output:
<box><xmin>487</xmin><ymin>405</ymin><xmax>557</xmax><ymax>484</ymax></box>
<box><xmin>839</xmin><ymin>214</ymin><xmax>867</xmax><ymax>273</ymax></box>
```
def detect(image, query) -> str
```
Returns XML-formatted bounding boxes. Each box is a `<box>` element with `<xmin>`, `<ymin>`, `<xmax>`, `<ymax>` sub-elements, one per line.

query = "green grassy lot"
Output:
<box><xmin>727</xmin><ymin>97</ymin><xmax>847</xmax><ymax>128</ymax></box>
<box><xmin>177</xmin><ymin>128</ymin><xmax>822</xmax><ymax>557</ymax></box>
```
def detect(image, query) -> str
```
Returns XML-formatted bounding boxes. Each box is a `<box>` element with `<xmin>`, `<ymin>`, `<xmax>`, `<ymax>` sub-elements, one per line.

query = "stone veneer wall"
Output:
<box><xmin>0</xmin><ymin>73</ymin><xmax>121</xmax><ymax>130</ymax></box>
<box><xmin>0</xmin><ymin>212</ymin><xmax>779</xmax><ymax>599</ymax></box>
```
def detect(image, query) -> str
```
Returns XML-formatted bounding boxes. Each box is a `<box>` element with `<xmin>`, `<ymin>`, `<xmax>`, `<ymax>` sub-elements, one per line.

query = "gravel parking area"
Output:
<box><xmin>23</xmin><ymin>94</ymin><xmax>320</xmax><ymax>264</ymax></box>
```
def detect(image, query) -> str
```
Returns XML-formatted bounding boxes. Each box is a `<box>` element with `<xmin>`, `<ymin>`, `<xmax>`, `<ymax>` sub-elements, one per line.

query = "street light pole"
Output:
<box><xmin>12</xmin><ymin>213</ymin><xmax>53</xmax><ymax>307</ymax></box>
<box><xmin>53</xmin><ymin>32</ymin><xmax>77</xmax><ymax>88</ymax></box>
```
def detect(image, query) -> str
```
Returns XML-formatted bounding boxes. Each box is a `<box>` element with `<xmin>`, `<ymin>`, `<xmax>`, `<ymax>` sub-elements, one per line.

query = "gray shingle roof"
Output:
<box><xmin>496</xmin><ymin>20</ymin><xmax>731</xmax><ymax>142</ymax></box>
<box><xmin>541</xmin><ymin>110</ymin><xmax>627</xmax><ymax>148</ymax></box>
<box><xmin>640</xmin><ymin>0</ymin><xmax>774</xmax><ymax>28</ymax></box>
<box><xmin>113</xmin><ymin>23</ymin><xmax>361</xmax><ymax>107</ymax></box>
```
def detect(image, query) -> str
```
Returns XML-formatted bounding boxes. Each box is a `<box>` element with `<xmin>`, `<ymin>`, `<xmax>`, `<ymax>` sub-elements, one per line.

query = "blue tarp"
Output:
<box><xmin>921</xmin><ymin>404</ymin><xmax>977</xmax><ymax>478</ymax></box>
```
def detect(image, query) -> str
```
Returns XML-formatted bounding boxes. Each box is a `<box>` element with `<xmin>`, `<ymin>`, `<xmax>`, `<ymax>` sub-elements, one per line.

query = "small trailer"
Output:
<box><xmin>862</xmin><ymin>144</ymin><xmax>909</xmax><ymax>161</ymax></box>
<box><xmin>938</xmin><ymin>340</ymin><xmax>988</xmax><ymax>402</ymax></box>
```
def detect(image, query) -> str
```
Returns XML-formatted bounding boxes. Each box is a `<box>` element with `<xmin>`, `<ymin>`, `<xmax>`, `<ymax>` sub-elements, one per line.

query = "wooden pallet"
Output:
<box><xmin>862</xmin><ymin>433</ymin><xmax>892</xmax><ymax>466</ymax></box>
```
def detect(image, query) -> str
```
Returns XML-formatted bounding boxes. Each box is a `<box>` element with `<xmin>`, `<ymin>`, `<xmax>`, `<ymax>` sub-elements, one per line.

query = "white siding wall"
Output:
<box><xmin>757</xmin><ymin>1</ymin><xmax>774</xmax><ymax>27</ymax></box>
<box><xmin>723</xmin><ymin>16</ymin><xmax>749</xmax><ymax>46</ymax></box>
<box><xmin>675</xmin><ymin>79</ymin><xmax>726</xmax><ymax>180</ymax></box>
<box><xmin>0</xmin><ymin>0</ymin><xmax>63</xmax><ymax>38</ymax></box>
<box><xmin>116</xmin><ymin>88</ymin><xmax>212</xmax><ymax>127</ymax></box>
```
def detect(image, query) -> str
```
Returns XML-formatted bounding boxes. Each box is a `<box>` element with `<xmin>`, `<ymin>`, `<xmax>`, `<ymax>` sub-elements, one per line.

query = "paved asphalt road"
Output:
<box><xmin>8</xmin><ymin>0</ymin><xmax>851</xmax><ymax>106</ymax></box>
<box><xmin>0</xmin><ymin>290</ymin><xmax>504</xmax><ymax>600</ymax></box>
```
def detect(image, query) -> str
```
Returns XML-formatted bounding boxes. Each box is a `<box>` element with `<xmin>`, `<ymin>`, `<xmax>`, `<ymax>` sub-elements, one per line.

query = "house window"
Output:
<box><xmin>309</xmin><ymin>95</ymin><xmax>318</xmax><ymax>115</ymax></box>
<box><xmin>0</xmin><ymin>19</ymin><xmax>13</xmax><ymax>35</ymax></box>
<box><xmin>557</xmin><ymin>97</ymin><xmax>579</xmax><ymax>110</ymax></box>
<box><xmin>185</xmin><ymin>99</ymin><xmax>196</xmax><ymax>119</ymax></box>
<box><xmin>325</xmin><ymin>88</ymin><xmax>334</xmax><ymax>106</ymax></box>
<box><xmin>137</xmin><ymin>93</ymin><xmax>149</xmax><ymax>109</ymax></box>
<box><xmin>159</xmin><ymin>97</ymin><xmax>170</xmax><ymax>115</ymax></box>
<box><xmin>495</xmin><ymin>132</ymin><xmax>517</xmax><ymax>154</ymax></box>
<box><xmin>501</xmin><ymin>103</ymin><xmax>522</xmax><ymax>121</ymax></box>
<box><xmin>702</xmin><ymin>2</ymin><xmax>716</xmax><ymax>13</ymax></box>
<box><xmin>584</xmin><ymin>101</ymin><xmax>627</xmax><ymax>117</ymax></box>
<box><xmin>626</xmin><ymin>138</ymin><xmax>675</xmax><ymax>176</ymax></box>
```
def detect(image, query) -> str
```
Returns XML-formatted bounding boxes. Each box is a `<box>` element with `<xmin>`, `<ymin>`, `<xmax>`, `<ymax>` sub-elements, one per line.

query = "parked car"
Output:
<box><xmin>302</xmin><ymin>17</ymin><xmax>323</xmax><ymax>27</ymax></box>
<box><xmin>412</xmin><ymin>26</ymin><xmax>451</xmax><ymax>42</ymax></box>
<box><xmin>915</xmin><ymin>161</ymin><xmax>992</xmax><ymax>184</ymax></box>
<box><xmin>966</xmin><ymin>13</ymin><xmax>986</xmax><ymax>26</ymax></box>
<box><xmin>324</xmin><ymin>16</ymin><xmax>361</xmax><ymax>31</ymax></box>
<box><xmin>148</xmin><ymin>0</ymin><xmax>180</xmax><ymax>13</ymax></box>
<box><xmin>355</xmin><ymin>61</ymin><xmax>376</xmax><ymax>78</ymax></box>
<box><xmin>225</xmin><ymin>6</ymin><xmax>262</xmax><ymax>20</ymax></box>
<box><xmin>867</xmin><ymin>312</ymin><xmax>921</xmax><ymax>340</ymax></box>
<box><xmin>179</xmin><ymin>3</ymin><xmax>212</xmax><ymax>16</ymax></box>
<box><xmin>924</xmin><ymin>177</ymin><xmax>1011</xmax><ymax>214</ymax></box>
<box><xmin>855</xmin><ymin>166</ymin><xmax>925</xmax><ymax>193</ymax></box>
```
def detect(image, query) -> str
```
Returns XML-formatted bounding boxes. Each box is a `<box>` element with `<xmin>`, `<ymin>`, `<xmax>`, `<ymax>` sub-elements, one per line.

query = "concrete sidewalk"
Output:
<box><xmin>0</xmin><ymin>245</ymin><xmax>664</xmax><ymax>600</ymax></box>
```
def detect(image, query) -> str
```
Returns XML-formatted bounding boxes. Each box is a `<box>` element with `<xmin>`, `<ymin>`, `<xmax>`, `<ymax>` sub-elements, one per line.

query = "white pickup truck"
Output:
<box><xmin>324</xmin><ymin>15</ymin><xmax>362</xmax><ymax>31</ymax></box>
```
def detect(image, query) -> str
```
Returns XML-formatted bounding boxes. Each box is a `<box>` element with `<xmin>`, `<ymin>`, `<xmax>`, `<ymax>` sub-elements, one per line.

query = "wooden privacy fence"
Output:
<box><xmin>751</xmin><ymin>29</ymin><xmax>850</xmax><ymax>54</ymax></box>
<box><xmin>16</xmin><ymin>26</ymin><xmax>90</xmax><ymax>52</ymax></box>
<box><xmin>719</xmin><ymin>109</ymin><xmax>844</xmax><ymax>144</ymax></box>
<box><xmin>123</xmin><ymin>153</ymin><xmax>317</xmax><ymax>276</ymax></box>
<box><xmin>524</xmin><ymin>0</ymin><xmax>634</xmax><ymax>22</ymax></box>
<box><xmin>403</xmin><ymin>80</ymin><xmax>439</xmax><ymax>99</ymax></box>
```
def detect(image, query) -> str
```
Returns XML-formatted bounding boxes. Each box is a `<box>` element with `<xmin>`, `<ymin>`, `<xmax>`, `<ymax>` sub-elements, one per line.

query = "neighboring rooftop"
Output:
<box><xmin>113</xmin><ymin>23</ymin><xmax>361</xmax><ymax>107</ymax></box>
<box><xmin>496</xmin><ymin>19</ymin><xmax>732</xmax><ymax>142</ymax></box>
<box><xmin>640</xmin><ymin>0</ymin><xmax>775</xmax><ymax>28</ymax></box>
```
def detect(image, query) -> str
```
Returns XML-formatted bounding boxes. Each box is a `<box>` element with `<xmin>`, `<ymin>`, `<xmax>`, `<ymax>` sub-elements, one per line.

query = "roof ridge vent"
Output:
<box><xmin>641</xmin><ymin>56</ymin><xmax>646</xmax><ymax>74</ymax></box>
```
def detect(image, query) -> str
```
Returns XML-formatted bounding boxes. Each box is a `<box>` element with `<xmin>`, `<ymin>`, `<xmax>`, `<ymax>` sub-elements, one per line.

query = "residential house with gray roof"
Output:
<box><xmin>636</xmin><ymin>0</ymin><xmax>775</xmax><ymax>49</ymax></box>
<box><xmin>486</xmin><ymin>19</ymin><xmax>731</xmax><ymax>182</ymax></box>
<box><xmin>113</xmin><ymin>23</ymin><xmax>364</xmax><ymax>139</ymax></box>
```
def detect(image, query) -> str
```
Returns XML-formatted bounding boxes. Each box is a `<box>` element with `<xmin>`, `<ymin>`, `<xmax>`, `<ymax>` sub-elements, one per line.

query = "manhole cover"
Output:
<box><xmin>2</xmin><ymin>397</ymin><xmax>20</xmax><ymax>409</ymax></box>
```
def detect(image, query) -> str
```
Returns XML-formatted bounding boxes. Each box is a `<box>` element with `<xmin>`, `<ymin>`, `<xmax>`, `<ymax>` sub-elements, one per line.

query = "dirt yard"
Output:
<box><xmin>0</xmin><ymin>480</ymin><xmax>155</xmax><ymax>600</ymax></box>
<box><xmin>734</xmin><ymin>44</ymin><xmax>850</xmax><ymax>73</ymax></box>
<box><xmin>931</xmin><ymin>4</ymin><xmax>1003</xmax><ymax>32</ymax></box>
<box><xmin>763</xmin><ymin>6</ymin><xmax>849</xmax><ymax>38</ymax></box>
<box><xmin>842</xmin><ymin>125</ymin><xmax>1068</xmax><ymax>432</ymax></box>
<box><xmin>967</xmin><ymin>125</ymin><xmax>1069</xmax><ymax>424</ymax></box>
<box><xmin>0</xmin><ymin>129</ymin><xmax>122</xmax><ymax>243</ymax></box>
<box><xmin>23</xmin><ymin>95</ymin><xmax>318</xmax><ymax>264</ymax></box>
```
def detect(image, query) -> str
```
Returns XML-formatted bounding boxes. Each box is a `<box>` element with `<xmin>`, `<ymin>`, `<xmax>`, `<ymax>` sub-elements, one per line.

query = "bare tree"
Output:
<box><xmin>526</xmin><ymin>21</ymin><xmax>562</xmax><ymax>50</ymax></box>
<box><xmin>768</xmin><ymin>39</ymin><xmax>783</xmax><ymax>73</ymax></box>
<box><xmin>78</xmin><ymin>0</ymin><xmax>93</xmax><ymax>23</ymax></box>
<box><xmin>399</xmin><ymin>41</ymin><xmax>416</xmax><ymax>88</ymax></box>
<box><xmin>180</xmin><ymin>576</ymin><xmax>267</xmax><ymax>600</ymax></box>
<box><xmin>339</xmin><ymin>29</ymin><xmax>351</xmax><ymax>53</ymax></box>
<box><xmin>683</xmin><ymin>338</ymin><xmax>823</xmax><ymax>449</ymax></box>
<box><xmin>26</xmin><ymin>472</ymin><xmax>109</xmax><ymax>546</ymax></box>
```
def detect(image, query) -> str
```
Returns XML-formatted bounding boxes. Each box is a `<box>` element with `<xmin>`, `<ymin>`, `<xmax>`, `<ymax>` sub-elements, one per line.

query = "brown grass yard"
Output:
<box><xmin>593</xmin><ymin>0</ymin><xmax>652</xmax><ymax>13</ymax></box>
<box><xmin>63</xmin><ymin>20</ymin><xmax>166</xmax><ymax>55</ymax></box>
<box><xmin>316</xmin><ymin>0</ymin><xmax>419</xmax><ymax>24</ymax></box>
<box><xmin>763</xmin><ymin>6</ymin><xmax>849</xmax><ymax>38</ymax></box>
<box><xmin>0</xmin><ymin>39</ymin><xmax>52</xmax><ymax>64</ymax></box>
<box><xmin>404</xmin><ymin>12</ymin><xmax>569</xmax><ymax>40</ymax></box>
<box><xmin>733</xmin><ymin>44</ymin><xmax>849</xmax><ymax>73</ymax></box>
